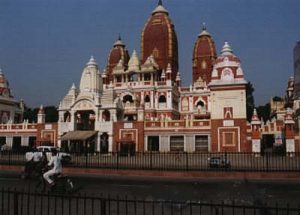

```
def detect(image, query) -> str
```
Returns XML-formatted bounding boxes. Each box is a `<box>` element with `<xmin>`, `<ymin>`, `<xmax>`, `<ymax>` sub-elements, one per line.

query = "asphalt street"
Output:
<box><xmin>0</xmin><ymin>171</ymin><xmax>300</xmax><ymax>207</ymax></box>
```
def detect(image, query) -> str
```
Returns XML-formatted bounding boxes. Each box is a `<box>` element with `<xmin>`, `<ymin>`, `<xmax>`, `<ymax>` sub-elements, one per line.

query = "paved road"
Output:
<box><xmin>1</xmin><ymin>171</ymin><xmax>300</xmax><ymax>207</ymax></box>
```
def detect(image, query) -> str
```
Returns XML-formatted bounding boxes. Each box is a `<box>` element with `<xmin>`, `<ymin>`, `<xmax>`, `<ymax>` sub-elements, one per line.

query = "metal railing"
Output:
<box><xmin>1</xmin><ymin>188</ymin><xmax>300</xmax><ymax>215</ymax></box>
<box><xmin>1</xmin><ymin>151</ymin><xmax>300</xmax><ymax>172</ymax></box>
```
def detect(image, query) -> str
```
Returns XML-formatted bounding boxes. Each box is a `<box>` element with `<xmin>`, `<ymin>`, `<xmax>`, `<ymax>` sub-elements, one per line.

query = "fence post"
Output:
<box><xmin>150</xmin><ymin>151</ymin><xmax>152</xmax><ymax>170</ymax></box>
<box><xmin>9</xmin><ymin>151</ymin><xmax>11</xmax><ymax>165</ymax></box>
<box><xmin>266</xmin><ymin>152</ymin><xmax>269</xmax><ymax>172</ymax></box>
<box><xmin>116</xmin><ymin>152</ymin><xmax>119</xmax><ymax>169</ymax></box>
<box><xmin>14</xmin><ymin>191</ymin><xmax>18</xmax><ymax>215</ymax></box>
<box><xmin>100</xmin><ymin>198</ymin><xmax>106</xmax><ymax>215</ymax></box>
<box><xmin>186</xmin><ymin>152</ymin><xmax>189</xmax><ymax>171</ymax></box>
<box><xmin>85</xmin><ymin>153</ymin><xmax>88</xmax><ymax>168</ymax></box>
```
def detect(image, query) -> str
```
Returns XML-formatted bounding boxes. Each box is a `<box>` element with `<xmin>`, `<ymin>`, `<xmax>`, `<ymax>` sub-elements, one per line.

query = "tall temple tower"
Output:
<box><xmin>293</xmin><ymin>41</ymin><xmax>300</xmax><ymax>110</ymax></box>
<box><xmin>293</xmin><ymin>42</ymin><xmax>300</xmax><ymax>97</ymax></box>
<box><xmin>192</xmin><ymin>24</ymin><xmax>217</xmax><ymax>88</ymax></box>
<box><xmin>141</xmin><ymin>0</ymin><xmax>178</xmax><ymax>81</ymax></box>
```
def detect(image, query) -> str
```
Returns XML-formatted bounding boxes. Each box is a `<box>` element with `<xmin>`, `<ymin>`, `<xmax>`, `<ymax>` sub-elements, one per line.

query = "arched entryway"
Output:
<box><xmin>75</xmin><ymin>110</ymin><xmax>95</xmax><ymax>130</ymax></box>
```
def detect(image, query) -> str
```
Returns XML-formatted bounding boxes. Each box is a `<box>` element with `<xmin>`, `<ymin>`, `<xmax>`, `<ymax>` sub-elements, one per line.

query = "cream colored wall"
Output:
<box><xmin>211</xmin><ymin>89</ymin><xmax>246</xmax><ymax>119</ymax></box>
<box><xmin>0</xmin><ymin>103</ymin><xmax>16</xmax><ymax>122</ymax></box>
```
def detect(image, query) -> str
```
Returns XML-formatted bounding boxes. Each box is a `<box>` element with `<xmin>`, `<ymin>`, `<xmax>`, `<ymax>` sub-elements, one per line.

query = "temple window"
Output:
<box><xmin>123</xmin><ymin>95</ymin><xmax>134</xmax><ymax>103</ymax></box>
<box><xmin>144</xmin><ymin>73</ymin><xmax>151</xmax><ymax>81</ymax></box>
<box><xmin>158</xmin><ymin>95</ymin><xmax>167</xmax><ymax>108</ymax></box>
<box><xmin>63</xmin><ymin>111</ymin><xmax>71</xmax><ymax>122</ymax></box>
<box><xmin>102</xmin><ymin>110</ymin><xmax>111</xmax><ymax>122</ymax></box>
<box><xmin>116</xmin><ymin>75</ymin><xmax>122</xmax><ymax>83</ymax></box>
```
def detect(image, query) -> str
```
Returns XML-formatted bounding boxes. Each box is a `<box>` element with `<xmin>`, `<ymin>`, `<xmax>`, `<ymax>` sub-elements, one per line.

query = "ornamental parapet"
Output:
<box><xmin>144</xmin><ymin>119</ymin><xmax>210</xmax><ymax>129</ymax></box>
<box><xmin>0</xmin><ymin>122</ymin><xmax>37</xmax><ymax>131</ymax></box>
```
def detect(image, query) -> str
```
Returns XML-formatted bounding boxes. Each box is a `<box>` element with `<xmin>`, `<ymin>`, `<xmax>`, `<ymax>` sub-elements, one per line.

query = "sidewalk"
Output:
<box><xmin>1</xmin><ymin>164</ymin><xmax>300</xmax><ymax>180</ymax></box>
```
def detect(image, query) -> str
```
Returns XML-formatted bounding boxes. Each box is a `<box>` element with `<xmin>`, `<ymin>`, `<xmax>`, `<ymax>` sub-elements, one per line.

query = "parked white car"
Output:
<box><xmin>25</xmin><ymin>146</ymin><xmax>71</xmax><ymax>163</ymax></box>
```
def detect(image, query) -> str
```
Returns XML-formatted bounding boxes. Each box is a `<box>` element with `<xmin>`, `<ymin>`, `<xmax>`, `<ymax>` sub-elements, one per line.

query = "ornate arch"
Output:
<box><xmin>72</xmin><ymin>98</ymin><xmax>95</xmax><ymax>111</ymax></box>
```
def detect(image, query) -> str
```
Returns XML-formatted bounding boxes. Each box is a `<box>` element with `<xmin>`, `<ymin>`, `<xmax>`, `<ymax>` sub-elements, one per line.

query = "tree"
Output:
<box><xmin>246</xmin><ymin>82</ymin><xmax>255</xmax><ymax>122</ymax></box>
<box><xmin>256</xmin><ymin>103</ymin><xmax>271</xmax><ymax>123</ymax></box>
<box><xmin>23</xmin><ymin>105</ymin><xmax>58</xmax><ymax>123</ymax></box>
<box><xmin>44</xmin><ymin>106</ymin><xmax>58</xmax><ymax>122</ymax></box>
<box><xmin>23</xmin><ymin>105</ymin><xmax>38</xmax><ymax>123</ymax></box>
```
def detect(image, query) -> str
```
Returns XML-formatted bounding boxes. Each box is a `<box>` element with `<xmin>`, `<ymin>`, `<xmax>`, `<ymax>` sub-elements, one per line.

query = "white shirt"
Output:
<box><xmin>32</xmin><ymin>152</ymin><xmax>41</xmax><ymax>162</ymax></box>
<box><xmin>48</xmin><ymin>155</ymin><xmax>62</xmax><ymax>173</ymax></box>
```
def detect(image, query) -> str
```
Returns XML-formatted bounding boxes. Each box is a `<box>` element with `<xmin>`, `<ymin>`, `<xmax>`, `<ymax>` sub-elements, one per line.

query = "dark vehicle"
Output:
<box><xmin>208</xmin><ymin>156</ymin><xmax>231</xmax><ymax>168</ymax></box>
<box><xmin>34</xmin><ymin>168</ymin><xmax>75</xmax><ymax>194</ymax></box>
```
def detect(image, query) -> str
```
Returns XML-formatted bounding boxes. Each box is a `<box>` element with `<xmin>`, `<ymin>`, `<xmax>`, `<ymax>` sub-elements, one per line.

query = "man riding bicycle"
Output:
<box><xmin>43</xmin><ymin>149</ymin><xmax>62</xmax><ymax>187</ymax></box>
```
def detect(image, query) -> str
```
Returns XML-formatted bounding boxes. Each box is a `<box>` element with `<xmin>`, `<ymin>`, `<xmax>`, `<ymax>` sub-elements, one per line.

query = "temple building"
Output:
<box><xmin>56</xmin><ymin>1</ymin><xmax>264</xmax><ymax>154</ymax></box>
<box><xmin>0</xmin><ymin>68</ymin><xmax>24</xmax><ymax>124</ymax></box>
<box><xmin>0</xmin><ymin>1</ymin><xmax>299</xmax><ymax>154</ymax></box>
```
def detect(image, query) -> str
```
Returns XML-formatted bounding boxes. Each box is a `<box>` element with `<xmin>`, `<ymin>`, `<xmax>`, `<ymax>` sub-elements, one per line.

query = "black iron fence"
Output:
<box><xmin>1</xmin><ymin>188</ymin><xmax>300</xmax><ymax>215</ymax></box>
<box><xmin>1</xmin><ymin>151</ymin><xmax>300</xmax><ymax>172</ymax></box>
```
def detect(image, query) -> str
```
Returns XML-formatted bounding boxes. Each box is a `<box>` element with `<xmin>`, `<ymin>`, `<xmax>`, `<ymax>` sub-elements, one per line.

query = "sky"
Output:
<box><xmin>0</xmin><ymin>0</ymin><xmax>300</xmax><ymax>108</ymax></box>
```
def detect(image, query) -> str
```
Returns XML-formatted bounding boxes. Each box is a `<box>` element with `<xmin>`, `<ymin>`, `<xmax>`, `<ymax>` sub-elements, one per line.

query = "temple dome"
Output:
<box><xmin>106</xmin><ymin>36</ymin><xmax>130</xmax><ymax>81</ymax></box>
<box><xmin>192</xmin><ymin>24</ymin><xmax>217</xmax><ymax>87</ymax></box>
<box><xmin>141</xmin><ymin>0</ymin><xmax>178</xmax><ymax>81</ymax></box>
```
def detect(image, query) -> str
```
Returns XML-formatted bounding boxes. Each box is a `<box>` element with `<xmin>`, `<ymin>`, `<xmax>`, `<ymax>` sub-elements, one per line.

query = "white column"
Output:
<box><xmin>97</xmin><ymin>133</ymin><xmax>102</xmax><ymax>152</ymax></box>
<box><xmin>160</xmin><ymin>135</ymin><xmax>169</xmax><ymax>152</ymax></box>
<box><xmin>286</xmin><ymin>139</ymin><xmax>295</xmax><ymax>155</ymax></box>
<box><xmin>150</xmin><ymin>91</ymin><xmax>154</xmax><ymax>108</ymax></box>
<box><xmin>185</xmin><ymin>135</ymin><xmax>194</xmax><ymax>152</ymax></box>
<box><xmin>252</xmin><ymin>139</ymin><xmax>261</xmax><ymax>154</ymax></box>
<box><xmin>6</xmin><ymin>136</ymin><xmax>13</xmax><ymax>147</ymax></box>
<box><xmin>155</xmin><ymin>92</ymin><xmax>158</xmax><ymax>109</ymax></box>
<box><xmin>21</xmin><ymin>136</ymin><xmax>29</xmax><ymax>147</ymax></box>
<box><xmin>208</xmin><ymin>134</ymin><xmax>211</xmax><ymax>152</ymax></box>
<box><xmin>167</xmin><ymin>91</ymin><xmax>172</xmax><ymax>109</ymax></box>
<box><xmin>108</xmin><ymin>133</ymin><xmax>113</xmax><ymax>152</ymax></box>
<box><xmin>70</xmin><ymin>110</ymin><xmax>76</xmax><ymax>130</ymax></box>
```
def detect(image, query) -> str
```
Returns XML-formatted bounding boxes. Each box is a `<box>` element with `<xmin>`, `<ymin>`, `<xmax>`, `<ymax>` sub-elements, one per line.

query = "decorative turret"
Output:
<box><xmin>37</xmin><ymin>105</ymin><xmax>45</xmax><ymax>124</ymax></box>
<box><xmin>286</xmin><ymin>76</ymin><xmax>294</xmax><ymax>103</ymax></box>
<box><xmin>106</xmin><ymin>36</ymin><xmax>130</xmax><ymax>82</ymax></box>
<box><xmin>176</xmin><ymin>71</ymin><xmax>181</xmax><ymax>87</ymax></box>
<box><xmin>0</xmin><ymin>68</ymin><xmax>12</xmax><ymax>98</ymax></box>
<box><xmin>284</xmin><ymin>108</ymin><xmax>296</xmax><ymax>155</ymax></box>
<box><xmin>141</xmin><ymin>55</ymin><xmax>159</xmax><ymax>72</ymax></box>
<box><xmin>221</xmin><ymin>41</ymin><xmax>233</xmax><ymax>56</ymax></box>
<box><xmin>209</xmin><ymin>41</ymin><xmax>247</xmax><ymax>86</ymax></box>
<box><xmin>192</xmin><ymin>23</ymin><xmax>217</xmax><ymax>87</ymax></box>
<box><xmin>141</xmin><ymin>0</ymin><xmax>178</xmax><ymax>81</ymax></box>
<box><xmin>166</xmin><ymin>63</ymin><xmax>172</xmax><ymax>80</ymax></box>
<box><xmin>161</xmin><ymin>70</ymin><xmax>166</xmax><ymax>82</ymax></box>
<box><xmin>250</xmin><ymin>109</ymin><xmax>262</xmax><ymax>154</ymax></box>
<box><xmin>284</xmin><ymin>108</ymin><xmax>294</xmax><ymax>124</ymax></box>
<box><xmin>127</xmin><ymin>50</ymin><xmax>140</xmax><ymax>72</ymax></box>
<box><xmin>79</xmin><ymin>56</ymin><xmax>102</xmax><ymax>94</ymax></box>
<box><xmin>102</xmin><ymin>69</ymin><xmax>108</xmax><ymax>86</ymax></box>
<box><xmin>251</xmin><ymin>108</ymin><xmax>261</xmax><ymax>124</ymax></box>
